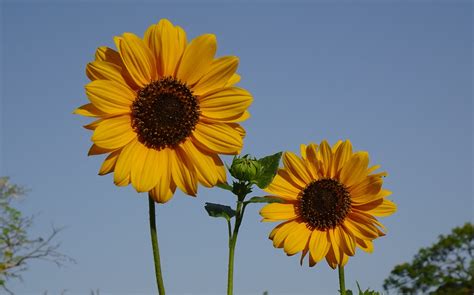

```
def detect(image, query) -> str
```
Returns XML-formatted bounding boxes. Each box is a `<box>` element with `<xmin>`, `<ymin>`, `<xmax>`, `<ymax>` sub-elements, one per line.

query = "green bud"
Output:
<box><xmin>229</xmin><ymin>154</ymin><xmax>262</xmax><ymax>182</ymax></box>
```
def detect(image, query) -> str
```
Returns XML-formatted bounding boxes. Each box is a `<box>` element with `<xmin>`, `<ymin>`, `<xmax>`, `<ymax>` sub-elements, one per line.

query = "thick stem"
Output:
<box><xmin>227</xmin><ymin>200</ymin><xmax>245</xmax><ymax>295</ymax></box>
<box><xmin>149</xmin><ymin>196</ymin><xmax>166</xmax><ymax>295</ymax></box>
<box><xmin>338</xmin><ymin>265</ymin><xmax>346</xmax><ymax>295</ymax></box>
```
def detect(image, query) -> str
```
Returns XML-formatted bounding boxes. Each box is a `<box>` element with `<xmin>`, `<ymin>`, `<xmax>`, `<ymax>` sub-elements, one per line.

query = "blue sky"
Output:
<box><xmin>1</xmin><ymin>1</ymin><xmax>472</xmax><ymax>294</ymax></box>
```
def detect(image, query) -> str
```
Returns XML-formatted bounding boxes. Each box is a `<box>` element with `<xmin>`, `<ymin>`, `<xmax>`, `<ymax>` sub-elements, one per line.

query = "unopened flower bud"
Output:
<box><xmin>229</xmin><ymin>155</ymin><xmax>262</xmax><ymax>182</ymax></box>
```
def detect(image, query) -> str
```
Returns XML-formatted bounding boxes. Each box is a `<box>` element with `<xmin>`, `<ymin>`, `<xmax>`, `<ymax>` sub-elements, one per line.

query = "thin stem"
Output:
<box><xmin>227</xmin><ymin>199</ymin><xmax>245</xmax><ymax>295</ymax></box>
<box><xmin>227</xmin><ymin>234</ymin><xmax>236</xmax><ymax>295</ymax></box>
<box><xmin>227</xmin><ymin>220</ymin><xmax>232</xmax><ymax>241</ymax></box>
<box><xmin>149</xmin><ymin>196</ymin><xmax>165</xmax><ymax>295</ymax></box>
<box><xmin>338</xmin><ymin>265</ymin><xmax>346</xmax><ymax>295</ymax></box>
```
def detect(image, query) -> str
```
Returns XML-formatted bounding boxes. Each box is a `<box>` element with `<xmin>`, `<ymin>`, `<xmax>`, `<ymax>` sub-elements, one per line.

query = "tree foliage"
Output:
<box><xmin>0</xmin><ymin>177</ymin><xmax>73</xmax><ymax>294</ymax></box>
<box><xmin>383</xmin><ymin>222</ymin><xmax>474</xmax><ymax>294</ymax></box>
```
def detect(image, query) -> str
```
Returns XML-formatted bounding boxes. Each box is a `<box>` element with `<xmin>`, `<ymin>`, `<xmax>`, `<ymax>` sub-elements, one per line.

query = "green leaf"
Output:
<box><xmin>244</xmin><ymin>196</ymin><xmax>284</xmax><ymax>205</ymax></box>
<box><xmin>216</xmin><ymin>182</ymin><xmax>233</xmax><ymax>191</ymax></box>
<box><xmin>255</xmin><ymin>152</ymin><xmax>282</xmax><ymax>189</ymax></box>
<box><xmin>204</xmin><ymin>203</ymin><xmax>236</xmax><ymax>221</ymax></box>
<box><xmin>346</xmin><ymin>282</ymin><xmax>380</xmax><ymax>295</ymax></box>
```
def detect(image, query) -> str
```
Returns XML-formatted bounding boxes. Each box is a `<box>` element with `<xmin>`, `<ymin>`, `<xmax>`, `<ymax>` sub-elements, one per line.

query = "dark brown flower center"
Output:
<box><xmin>131</xmin><ymin>77</ymin><xmax>200</xmax><ymax>150</ymax></box>
<box><xmin>298</xmin><ymin>178</ymin><xmax>351</xmax><ymax>230</ymax></box>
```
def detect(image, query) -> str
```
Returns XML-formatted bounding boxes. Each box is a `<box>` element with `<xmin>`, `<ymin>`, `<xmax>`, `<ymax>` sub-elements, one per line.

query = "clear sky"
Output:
<box><xmin>1</xmin><ymin>1</ymin><xmax>472</xmax><ymax>294</ymax></box>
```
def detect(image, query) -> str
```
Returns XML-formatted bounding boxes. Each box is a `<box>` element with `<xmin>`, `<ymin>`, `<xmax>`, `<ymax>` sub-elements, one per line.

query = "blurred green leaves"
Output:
<box><xmin>383</xmin><ymin>222</ymin><xmax>473</xmax><ymax>294</ymax></box>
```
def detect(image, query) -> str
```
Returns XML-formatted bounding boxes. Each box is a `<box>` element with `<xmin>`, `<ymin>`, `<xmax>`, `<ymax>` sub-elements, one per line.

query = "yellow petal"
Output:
<box><xmin>150</xmin><ymin>177</ymin><xmax>176</xmax><ymax>204</ymax></box>
<box><xmin>200</xmin><ymin>110</ymin><xmax>250</xmax><ymax>124</ymax></box>
<box><xmin>329</xmin><ymin>140</ymin><xmax>342</xmax><ymax>177</ymax></box>
<box><xmin>225</xmin><ymin>73</ymin><xmax>241</xmax><ymax>87</ymax></box>
<box><xmin>114</xmin><ymin>138</ymin><xmax>139</xmax><ymax>186</ymax></box>
<box><xmin>73</xmin><ymin>103</ymin><xmax>107</xmax><ymax>117</ymax></box>
<box><xmin>316</xmin><ymin>140</ymin><xmax>332</xmax><ymax>178</ymax></box>
<box><xmin>309</xmin><ymin>230</ymin><xmax>330</xmax><ymax>263</ymax></box>
<box><xmin>83</xmin><ymin>116</ymin><xmax>121</xmax><ymax>131</ymax></box>
<box><xmin>327</xmin><ymin>229</ymin><xmax>349</xmax><ymax>267</ymax></box>
<box><xmin>94</xmin><ymin>46</ymin><xmax>139</xmax><ymax>89</ymax></box>
<box><xmin>95</xmin><ymin>46</ymin><xmax>122</xmax><ymax>64</ymax></box>
<box><xmin>130</xmin><ymin>144</ymin><xmax>162</xmax><ymax>193</ymax></box>
<box><xmin>215</xmin><ymin>157</ymin><xmax>227</xmax><ymax>184</ymax></box>
<box><xmin>300</xmin><ymin>248</ymin><xmax>309</xmax><ymax>266</ymax></box>
<box><xmin>304</xmin><ymin>143</ymin><xmax>320</xmax><ymax>179</ymax></box>
<box><xmin>332</xmin><ymin>140</ymin><xmax>353</xmax><ymax>178</ymax></box>
<box><xmin>340</xmin><ymin>253</ymin><xmax>349</xmax><ymax>267</ymax></box>
<box><xmin>260</xmin><ymin>203</ymin><xmax>297</xmax><ymax>222</ymax></box>
<box><xmin>350</xmin><ymin>175</ymin><xmax>384</xmax><ymax>202</ymax></box>
<box><xmin>83</xmin><ymin>118</ymin><xmax>105</xmax><ymax>131</ymax></box>
<box><xmin>144</xmin><ymin>23</ymin><xmax>161</xmax><ymax>65</ymax></box>
<box><xmin>325</xmin><ymin>244</ymin><xmax>338</xmax><ymax>269</ymax></box>
<box><xmin>86</xmin><ymin>61</ymin><xmax>125</xmax><ymax>84</ymax></box>
<box><xmin>332</xmin><ymin>140</ymin><xmax>343</xmax><ymax>150</ymax></box>
<box><xmin>85</xmin><ymin>80</ymin><xmax>135</xmax><ymax>115</ymax></box>
<box><xmin>282</xmin><ymin>152</ymin><xmax>312</xmax><ymax>186</ymax></box>
<box><xmin>309</xmin><ymin>250</ymin><xmax>318</xmax><ymax>267</ymax></box>
<box><xmin>344</xmin><ymin>214</ymin><xmax>379</xmax><ymax>240</ymax></box>
<box><xmin>88</xmin><ymin>144</ymin><xmax>114</xmax><ymax>156</ymax></box>
<box><xmin>177</xmin><ymin>34</ymin><xmax>216</xmax><ymax>85</ymax></box>
<box><xmin>272</xmin><ymin>220</ymin><xmax>300</xmax><ymax>248</ymax></box>
<box><xmin>336</xmin><ymin>226</ymin><xmax>356</xmax><ymax>256</ymax></box>
<box><xmin>192</xmin><ymin>122</ymin><xmax>242</xmax><ymax>155</ymax></box>
<box><xmin>264</xmin><ymin>170</ymin><xmax>301</xmax><ymax>200</ymax></box>
<box><xmin>148</xmin><ymin>149</ymin><xmax>175</xmax><ymax>203</ymax></box>
<box><xmin>353</xmin><ymin>197</ymin><xmax>384</xmax><ymax>211</ymax></box>
<box><xmin>92</xmin><ymin>115</ymin><xmax>136</xmax><ymax>150</ymax></box>
<box><xmin>114</xmin><ymin>33</ymin><xmax>156</xmax><ymax>87</ymax></box>
<box><xmin>356</xmin><ymin>237</ymin><xmax>374</xmax><ymax>253</ymax></box>
<box><xmin>179</xmin><ymin>140</ymin><xmax>219</xmax><ymax>187</ymax></box>
<box><xmin>352</xmin><ymin>188</ymin><xmax>392</xmax><ymax>208</ymax></box>
<box><xmin>305</xmin><ymin>143</ymin><xmax>319</xmax><ymax>164</ymax></box>
<box><xmin>363</xmin><ymin>199</ymin><xmax>397</xmax><ymax>217</ymax></box>
<box><xmin>300</xmin><ymin>144</ymin><xmax>307</xmax><ymax>160</ymax></box>
<box><xmin>284</xmin><ymin>221</ymin><xmax>312</xmax><ymax>255</ymax></box>
<box><xmin>367</xmin><ymin>165</ymin><xmax>381</xmax><ymax>174</ymax></box>
<box><xmin>339</xmin><ymin>151</ymin><xmax>369</xmax><ymax>188</ymax></box>
<box><xmin>269</xmin><ymin>221</ymin><xmax>286</xmax><ymax>240</ymax></box>
<box><xmin>99</xmin><ymin>150</ymin><xmax>121</xmax><ymax>175</ymax></box>
<box><xmin>199</xmin><ymin>87</ymin><xmax>252</xmax><ymax>120</ymax></box>
<box><xmin>170</xmin><ymin>148</ymin><xmax>198</xmax><ymax>196</ymax></box>
<box><xmin>350</xmin><ymin>208</ymin><xmax>387</xmax><ymax>234</ymax></box>
<box><xmin>328</xmin><ymin>228</ymin><xmax>341</xmax><ymax>265</ymax></box>
<box><xmin>83</xmin><ymin>116</ymin><xmax>118</xmax><ymax>130</ymax></box>
<box><xmin>229</xmin><ymin>123</ymin><xmax>246</xmax><ymax>139</ymax></box>
<box><xmin>193</xmin><ymin>56</ymin><xmax>239</xmax><ymax>95</ymax></box>
<box><xmin>157</xmin><ymin>19</ymin><xmax>187</xmax><ymax>77</ymax></box>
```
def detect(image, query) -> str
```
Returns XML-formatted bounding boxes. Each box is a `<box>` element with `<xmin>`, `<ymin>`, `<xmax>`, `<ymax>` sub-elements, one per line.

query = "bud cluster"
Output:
<box><xmin>229</xmin><ymin>155</ymin><xmax>262</xmax><ymax>182</ymax></box>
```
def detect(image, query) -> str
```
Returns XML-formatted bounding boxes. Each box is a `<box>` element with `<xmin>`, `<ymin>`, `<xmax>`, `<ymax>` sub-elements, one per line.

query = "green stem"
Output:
<box><xmin>149</xmin><ymin>196</ymin><xmax>166</xmax><ymax>295</ymax></box>
<box><xmin>227</xmin><ymin>220</ymin><xmax>232</xmax><ymax>241</ymax></box>
<box><xmin>227</xmin><ymin>200</ymin><xmax>245</xmax><ymax>295</ymax></box>
<box><xmin>338</xmin><ymin>265</ymin><xmax>346</xmax><ymax>295</ymax></box>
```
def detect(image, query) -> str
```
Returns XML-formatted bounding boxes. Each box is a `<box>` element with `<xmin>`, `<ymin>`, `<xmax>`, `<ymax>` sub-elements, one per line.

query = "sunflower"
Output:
<box><xmin>74</xmin><ymin>19</ymin><xmax>251</xmax><ymax>203</ymax></box>
<box><xmin>259</xmin><ymin>140</ymin><xmax>396</xmax><ymax>268</ymax></box>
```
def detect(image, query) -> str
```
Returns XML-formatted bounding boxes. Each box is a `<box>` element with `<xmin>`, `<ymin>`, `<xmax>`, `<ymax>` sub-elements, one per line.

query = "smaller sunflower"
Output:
<box><xmin>259</xmin><ymin>140</ymin><xmax>396</xmax><ymax>268</ymax></box>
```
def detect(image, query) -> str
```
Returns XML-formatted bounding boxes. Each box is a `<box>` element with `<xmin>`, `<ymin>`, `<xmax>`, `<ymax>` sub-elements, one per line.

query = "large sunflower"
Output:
<box><xmin>259</xmin><ymin>140</ymin><xmax>396</xmax><ymax>268</ymax></box>
<box><xmin>74</xmin><ymin>19</ymin><xmax>251</xmax><ymax>203</ymax></box>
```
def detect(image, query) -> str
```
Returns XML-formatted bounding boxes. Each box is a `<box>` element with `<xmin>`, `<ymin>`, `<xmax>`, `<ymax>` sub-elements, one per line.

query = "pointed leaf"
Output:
<box><xmin>204</xmin><ymin>202</ymin><xmax>236</xmax><ymax>221</ymax></box>
<box><xmin>255</xmin><ymin>152</ymin><xmax>282</xmax><ymax>189</ymax></box>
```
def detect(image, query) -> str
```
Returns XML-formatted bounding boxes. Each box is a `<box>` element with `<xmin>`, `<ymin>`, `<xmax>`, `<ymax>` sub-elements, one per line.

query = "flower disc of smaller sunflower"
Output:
<box><xmin>74</xmin><ymin>19</ymin><xmax>252</xmax><ymax>203</ymax></box>
<box><xmin>259</xmin><ymin>140</ymin><xmax>396</xmax><ymax>268</ymax></box>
